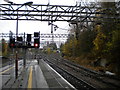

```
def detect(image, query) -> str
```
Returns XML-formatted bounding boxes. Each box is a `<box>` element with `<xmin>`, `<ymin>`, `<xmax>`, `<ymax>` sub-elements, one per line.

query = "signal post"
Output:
<box><xmin>9</xmin><ymin>32</ymin><xmax>40</xmax><ymax>78</ymax></box>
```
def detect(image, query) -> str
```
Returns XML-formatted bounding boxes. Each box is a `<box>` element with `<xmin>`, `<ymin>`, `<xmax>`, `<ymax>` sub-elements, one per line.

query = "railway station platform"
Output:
<box><xmin>1</xmin><ymin>59</ymin><xmax>75</xmax><ymax>89</ymax></box>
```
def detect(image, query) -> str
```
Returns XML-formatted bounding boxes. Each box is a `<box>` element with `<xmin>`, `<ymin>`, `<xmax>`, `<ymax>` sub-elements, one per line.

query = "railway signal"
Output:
<box><xmin>17</xmin><ymin>36</ymin><xmax>23</xmax><ymax>47</ymax></box>
<box><xmin>34</xmin><ymin>32</ymin><xmax>39</xmax><ymax>37</ymax></box>
<box><xmin>27</xmin><ymin>34</ymin><xmax>31</xmax><ymax>46</ymax></box>
<box><xmin>34</xmin><ymin>32</ymin><xmax>40</xmax><ymax>48</ymax></box>
<box><xmin>34</xmin><ymin>39</ymin><xmax>39</xmax><ymax>48</ymax></box>
<box><xmin>17</xmin><ymin>36</ymin><xmax>23</xmax><ymax>42</ymax></box>
<box><xmin>9</xmin><ymin>38</ymin><xmax>15</xmax><ymax>48</ymax></box>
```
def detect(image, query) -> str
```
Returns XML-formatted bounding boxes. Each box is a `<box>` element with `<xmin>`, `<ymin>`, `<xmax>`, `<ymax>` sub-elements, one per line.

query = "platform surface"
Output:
<box><xmin>1</xmin><ymin>59</ymin><xmax>76</xmax><ymax>89</ymax></box>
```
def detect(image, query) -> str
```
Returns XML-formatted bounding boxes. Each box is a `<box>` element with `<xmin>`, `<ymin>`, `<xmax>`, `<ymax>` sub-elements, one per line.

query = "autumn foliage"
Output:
<box><xmin>60</xmin><ymin>2</ymin><xmax>120</xmax><ymax>75</ymax></box>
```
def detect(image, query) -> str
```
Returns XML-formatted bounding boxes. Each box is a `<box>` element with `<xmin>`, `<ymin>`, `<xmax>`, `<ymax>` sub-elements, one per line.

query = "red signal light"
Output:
<box><xmin>34</xmin><ymin>43</ymin><xmax>38</xmax><ymax>47</ymax></box>
<box><xmin>9</xmin><ymin>38</ymin><xmax>15</xmax><ymax>48</ymax></box>
<box><xmin>10</xmin><ymin>43</ymin><xmax>14</xmax><ymax>47</ymax></box>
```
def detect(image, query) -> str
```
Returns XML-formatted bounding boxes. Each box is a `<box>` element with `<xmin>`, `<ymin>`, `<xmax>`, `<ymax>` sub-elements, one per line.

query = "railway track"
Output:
<box><xmin>62</xmin><ymin>60</ymin><xmax>120</xmax><ymax>88</ymax></box>
<box><xmin>39</xmin><ymin>53</ymin><xmax>120</xmax><ymax>89</ymax></box>
<box><xmin>45</xmin><ymin>58</ymin><xmax>96</xmax><ymax>90</ymax></box>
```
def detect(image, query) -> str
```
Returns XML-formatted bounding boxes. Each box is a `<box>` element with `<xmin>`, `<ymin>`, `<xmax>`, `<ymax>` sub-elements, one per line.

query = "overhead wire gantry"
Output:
<box><xmin>0</xmin><ymin>2</ymin><xmax>119</xmax><ymax>22</ymax></box>
<box><xmin>0</xmin><ymin>2</ymin><xmax>120</xmax><ymax>40</ymax></box>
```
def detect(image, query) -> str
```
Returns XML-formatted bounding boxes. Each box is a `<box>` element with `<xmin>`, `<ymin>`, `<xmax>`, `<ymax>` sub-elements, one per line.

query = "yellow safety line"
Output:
<box><xmin>0</xmin><ymin>66</ymin><xmax>14</xmax><ymax>75</ymax></box>
<box><xmin>27</xmin><ymin>66</ymin><xmax>33</xmax><ymax>89</ymax></box>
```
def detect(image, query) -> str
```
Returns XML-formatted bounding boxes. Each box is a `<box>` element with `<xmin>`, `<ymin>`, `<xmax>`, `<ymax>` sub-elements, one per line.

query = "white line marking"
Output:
<box><xmin>46</xmin><ymin>62</ymin><xmax>77</xmax><ymax>89</ymax></box>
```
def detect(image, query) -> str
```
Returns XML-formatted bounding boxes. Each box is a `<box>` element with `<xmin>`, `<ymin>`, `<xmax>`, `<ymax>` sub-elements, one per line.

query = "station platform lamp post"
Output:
<box><xmin>4</xmin><ymin>0</ymin><xmax>33</xmax><ymax>79</ymax></box>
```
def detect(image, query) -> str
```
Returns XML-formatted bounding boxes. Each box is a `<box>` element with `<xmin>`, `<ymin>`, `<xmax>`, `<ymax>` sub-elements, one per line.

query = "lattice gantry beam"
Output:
<box><xmin>0</xmin><ymin>33</ymin><xmax>71</xmax><ymax>38</ymax></box>
<box><xmin>40</xmin><ymin>34</ymin><xmax>70</xmax><ymax>38</ymax></box>
<box><xmin>0</xmin><ymin>3</ymin><xmax>120</xmax><ymax>23</ymax></box>
<box><xmin>0</xmin><ymin>4</ymin><xmax>88</xmax><ymax>22</ymax></box>
<box><xmin>0</xmin><ymin>3</ymin><xmax>119</xmax><ymax>22</ymax></box>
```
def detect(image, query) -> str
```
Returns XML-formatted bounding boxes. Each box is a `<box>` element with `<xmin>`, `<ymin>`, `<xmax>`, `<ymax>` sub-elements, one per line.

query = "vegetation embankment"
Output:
<box><xmin>60</xmin><ymin>2</ymin><xmax>120</xmax><ymax>76</ymax></box>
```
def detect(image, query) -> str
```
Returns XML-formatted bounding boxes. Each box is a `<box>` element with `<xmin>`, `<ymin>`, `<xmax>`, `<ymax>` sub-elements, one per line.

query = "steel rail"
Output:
<box><xmin>43</xmin><ymin>58</ymin><xmax>97</xmax><ymax>90</ymax></box>
<box><xmin>44</xmin><ymin>54</ymin><xmax>120</xmax><ymax>88</ymax></box>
